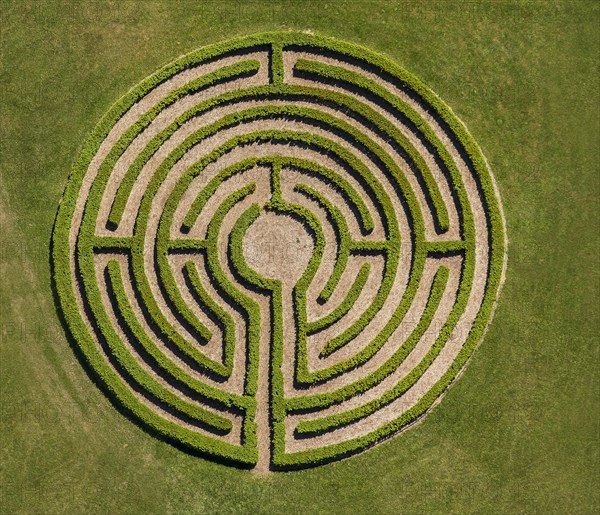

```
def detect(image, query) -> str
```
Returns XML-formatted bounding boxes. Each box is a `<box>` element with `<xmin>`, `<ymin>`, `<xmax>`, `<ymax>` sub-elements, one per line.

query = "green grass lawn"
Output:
<box><xmin>1</xmin><ymin>1</ymin><xmax>598</xmax><ymax>513</ymax></box>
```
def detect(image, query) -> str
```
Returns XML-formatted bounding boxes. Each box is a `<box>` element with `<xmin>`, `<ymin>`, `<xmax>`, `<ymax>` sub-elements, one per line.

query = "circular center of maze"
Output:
<box><xmin>242</xmin><ymin>212</ymin><xmax>314</xmax><ymax>282</ymax></box>
<box><xmin>52</xmin><ymin>32</ymin><xmax>506</xmax><ymax>470</ymax></box>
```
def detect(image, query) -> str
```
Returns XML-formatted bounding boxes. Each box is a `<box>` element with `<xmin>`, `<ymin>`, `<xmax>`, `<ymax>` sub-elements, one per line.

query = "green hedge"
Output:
<box><xmin>52</xmin><ymin>31</ymin><xmax>505</xmax><ymax>469</ymax></box>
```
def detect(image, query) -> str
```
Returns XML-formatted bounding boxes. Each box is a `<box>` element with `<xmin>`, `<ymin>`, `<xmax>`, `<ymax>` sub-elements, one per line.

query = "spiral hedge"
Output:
<box><xmin>52</xmin><ymin>32</ymin><xmax>506</xmax><ymax>470</ymax></box>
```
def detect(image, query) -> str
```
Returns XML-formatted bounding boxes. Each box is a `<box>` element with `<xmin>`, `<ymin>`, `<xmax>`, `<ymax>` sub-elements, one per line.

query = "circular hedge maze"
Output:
<box><xmin>52</xmin><ymin>32</ymin><xmax>506</xmax><ymax>471</ymax></box>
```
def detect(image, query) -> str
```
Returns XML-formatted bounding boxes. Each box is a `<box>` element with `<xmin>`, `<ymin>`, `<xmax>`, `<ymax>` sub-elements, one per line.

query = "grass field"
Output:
<box><xmin>1</xmin><ymin>1</ymin><xmax>598</xmax><ymax>513</ymax></box>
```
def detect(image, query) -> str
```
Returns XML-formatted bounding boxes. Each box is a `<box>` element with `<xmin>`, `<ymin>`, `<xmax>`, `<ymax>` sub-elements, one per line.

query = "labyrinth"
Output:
<box><xmin>52</xmin><ymin>32</ymin><xmax>506</xmax><ymax>471</ymax></box>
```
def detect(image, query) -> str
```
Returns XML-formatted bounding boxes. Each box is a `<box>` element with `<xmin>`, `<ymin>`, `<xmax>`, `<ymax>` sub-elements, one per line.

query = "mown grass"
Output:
<box><xmin>1</xmin><ymin>0</ymin><xmax>598</xmax><ymax>513</ymax></box>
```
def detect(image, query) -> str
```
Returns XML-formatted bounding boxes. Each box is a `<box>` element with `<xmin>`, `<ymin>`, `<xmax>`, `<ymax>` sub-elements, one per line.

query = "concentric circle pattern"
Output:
<box><xmin>52</xmin><ymin>32</ymin><xmax>506</xmax><ymax>470</ymax></box>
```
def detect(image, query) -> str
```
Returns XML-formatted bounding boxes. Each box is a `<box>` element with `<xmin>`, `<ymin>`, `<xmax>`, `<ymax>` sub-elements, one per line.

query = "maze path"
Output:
<box><xmin>52</xmin><ymin>32</ymin><xmax>506</xmax><ymax>470</ymax></box>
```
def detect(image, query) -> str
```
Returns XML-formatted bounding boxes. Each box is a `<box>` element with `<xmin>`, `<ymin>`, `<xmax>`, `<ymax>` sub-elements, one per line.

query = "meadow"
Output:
<box><xmin>1</xmin><ymin>1</ymin><xmax>598</xmax><ymax>513</ymax></box>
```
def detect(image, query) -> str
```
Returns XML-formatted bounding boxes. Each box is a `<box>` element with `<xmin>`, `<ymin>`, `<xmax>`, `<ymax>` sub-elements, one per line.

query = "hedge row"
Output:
<box><xmin>102</xmin><ymin>79</ymin><xmax>457</xmax><ymax>243</ymax></box>
<box><xmin>295</xmin><ymin>265</ymin><xmax>450</xmax><ymax>436</ymax></box>
<box><xmin>52</xmin><ymin>32</ymin><xmax>504</xmax><ymax>469</ymax></box>
<box><xmin>52</xmin><ymin>42</ymin><xmax>275</xmax><ymax>465</ymax></box>
<box><xmin>106</xmin><ymin>59</ymin><xmax>261</xmax><ymax>228</ymax></box>
<box><xmin>177</xmin><ymin>156</ymin><xmax>468</xmax><ymax>467</ymax></box>
<box><xmin>104</xmin><ymin>260</ymin><xmax>233</xmax><ymax>433</ymax></box>
<box><xmin>296</xmin><ymin>182</ymin><xmax>371</xmax><ymax>331</ymax></box>
<box><xmin>158</xmin><ymin>121</ymin><xmax>409</xmax><ymax>383</ymax></box>
<box><xmin>294</xmin><ymin>58</ymin><xmax>452</xmax><ymax>235</ymax></box>
<box><xmin>127</xmin><ymin>97</ymin><xmax>423</xmax><ymax>383</ymax></box>
<box><xmin>272</xmin><ymin>35</ymin><xmax>501</xmax><ymax>468</ymax></box>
